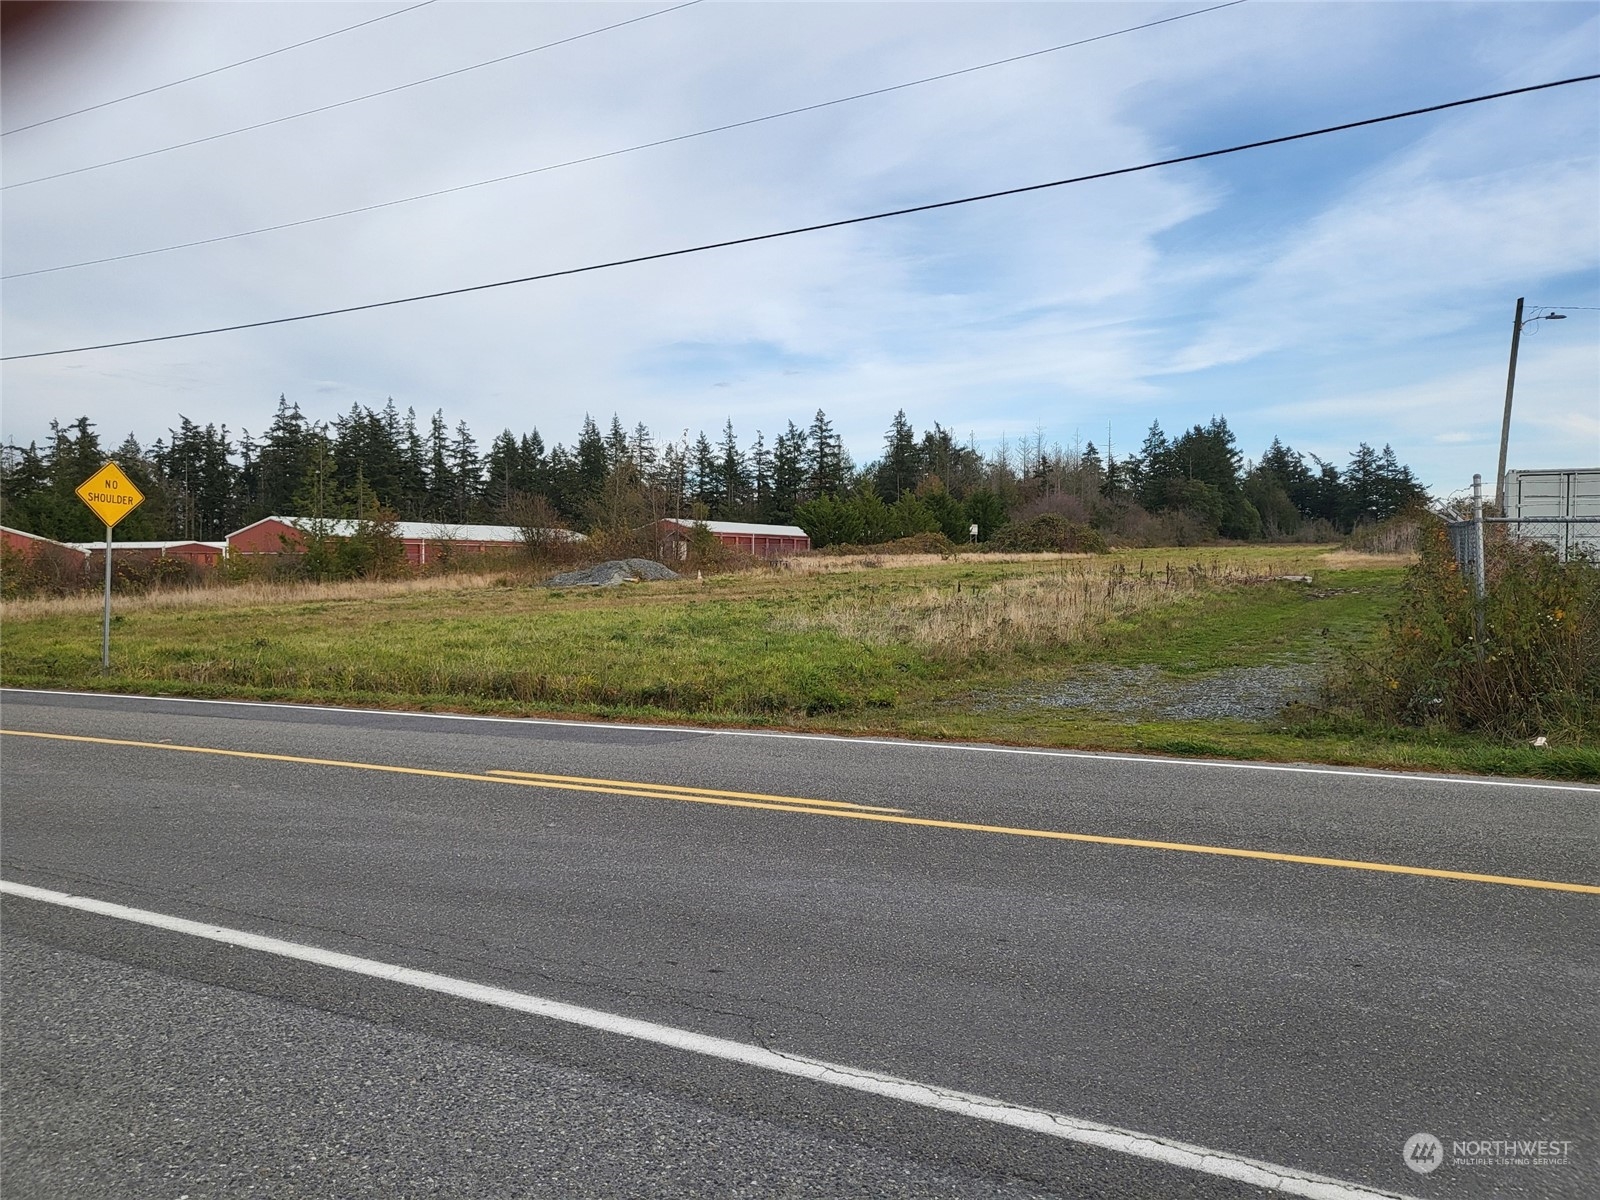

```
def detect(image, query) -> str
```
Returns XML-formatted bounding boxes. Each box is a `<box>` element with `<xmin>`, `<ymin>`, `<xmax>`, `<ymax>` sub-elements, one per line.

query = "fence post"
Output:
<box><xmin>1472</xmin><ymin>473</ymin><xmax>1486</xmax><ymax>658</ymax></box>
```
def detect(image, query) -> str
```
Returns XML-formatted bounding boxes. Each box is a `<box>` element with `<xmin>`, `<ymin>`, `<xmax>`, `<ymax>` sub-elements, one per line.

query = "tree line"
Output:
<box><xmin>0</xmin><ymin>398</ymin><xmax>1427</xmax><ymax>548</ymax></box>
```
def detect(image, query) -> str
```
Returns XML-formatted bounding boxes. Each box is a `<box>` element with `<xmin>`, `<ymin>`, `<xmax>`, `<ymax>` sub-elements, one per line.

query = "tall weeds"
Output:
<box><xmin>1322</xmin><ymin>522</ymin><xmax>1598</xmax><ymax>739</ymax></box>
<box><xmin>775</xmin><ymin>560</ymin><xmax>1280</xmax><ymax>657</ymax></box>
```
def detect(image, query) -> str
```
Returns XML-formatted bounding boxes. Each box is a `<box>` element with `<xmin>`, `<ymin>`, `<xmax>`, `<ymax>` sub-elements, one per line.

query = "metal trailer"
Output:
<box><xmin>1501</xmin><ymin>468</ymin><xmax>1600</xmax><ymax>561</ymax></box>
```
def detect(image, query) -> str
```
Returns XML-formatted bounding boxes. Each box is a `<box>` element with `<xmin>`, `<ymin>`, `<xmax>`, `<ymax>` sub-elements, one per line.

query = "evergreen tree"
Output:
<box><xmin>629</xmin><ymin>422</ymin><xmax>656</xmax><ymax>474</ymax></box>
<box><xmin>1170</xmin><ymin>417</ymin><xmax>1243</xmax><ymax>496</ymax></box>
<box><xmin>918</xmin><ymin>424</ymin><xmax>979</xmax><ymax>497</ymax></box>
<box><xmin>519</xmin><ymin>430</ymin><xmax>548</xmax><ymax>494</ymax></box>
<box><xmin>575</xmin><ymin>415</ymin><xmax>608</xmax><ymax>502</ymax></box>
<box><xmin>851</xmin><ymin>484</ymin><xmax>893</xmax><ymax>544</ymax></box>
<box><xmin>806</xmin><ymin>409</ymin><xmax>846</xmax><ymax>499</ymax></box>
<box><xmin>749</xmin><ymin>430</ymin><xmax>772</xmax><ymax>520</ymax></box>
<box><xmin>691</xmin><ymin>431</ymin><xmax>720</xmax><ymax>512</ymax></box>
<box><xmin>876</xmin><ymin>410</ymin><xmax>920</xmax><ymax>502</ymax></box>
<box><xmin>483</xmin><ymin>430</ymin><xmax>521</xmax><ymax>517</ymax></box>
<box><xmin>717</xmin><ymin>420</ymin><xmax>749</xmax><ymax>517</ymax></box>
<box><xmin>606</xmin><ymin>414</ymin><xmax>630</xmax><ymax>471</ymax></box>
<box><xmin>793</xmin><ymin>494</ymin><xmax>864</xmax><ymax>548</ymax></box>
<box><xmin>448</xmin><ymin>420</ymin><xmax>481</xmax><ymax>521</ymax></box>
<box><xmin>1374</xmin><ymin>444</ymin><xmax>1427</xmax><ymax>520</ymax></box>
<box><xmin>0</xmin><ymin>441</ymin><xmax>51</xmax><ymax>531</ymax></box>
<box><xmin>1100</xmin><ymin>451</ymin><xmax>1123</xmax><ymax>500</ymax></box>
<box><xmin>1135</xmin><ymin>421</ymin><xmax>1171</xmax><ymax>510</ymax></box>
<box><xmin>1304</xmin><ymin>455</ymin><xmax>1345</xmax><ymax>527</ymax></box>
<box><xmin>889</xmin><ymin>492</ymin><xmax>940</xmax><ymax>538</ymax></box>
<box><xmin>964</xmin><ymin>489</ymin><xmax>1008</xmax><ymax>541</ymax></box>
<box><xmin>159</xmin><ymin>416</ymin><xmax>238</xmax><ymax>539</ymax></box>
<box><xmin>659</xmin><ymin>438</ymin><xmax>689</xmax><ymax>523</ymax></box>
<box><xmin>425</xmin><ymin>411</ymin><xmax>454</xmax><ymax>519</ymax></box>
<box><xmin>921</xmin><ymin>485</ymin><xmax>968</xmax><ymax>542</ymax></box>
<box><xmin>291</xmin><ymin>423</ymin><xmax>341</xmax><ymax>521</ymax></box>
<box><xmin>771</xmin><ymin>422</ymin><xmax>808</xmax><ymax>522</ymax></box>
<box><xmin>545</xmin><ymin>443</ymin><xmax>583</xmax><ymax>521</ymax></box>
<box><xmin>253</xmin><ymin>397</ymin><xmax>314</xmax><ymax>518</ymax></box>
<box><xmin>398</xmin><ymin>408</ymin><xmax>430</xmax><ymax>519</ymax></box>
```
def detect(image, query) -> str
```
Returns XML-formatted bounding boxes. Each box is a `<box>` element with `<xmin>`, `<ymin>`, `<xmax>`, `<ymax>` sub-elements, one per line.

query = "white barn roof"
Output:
<box><xmin>659</xmin><ymin>519</ymin><xmax>808</xmax><ymax>539</ymax></box>
<box><xmin>67</xmin><ymin>541</ymin><xmax>225</xmax><ymax>551</ymax></box>
<box><xmin>232</xmin><ymin>516</ymin><xmax>583</xmax><ymax>542</ymax></box>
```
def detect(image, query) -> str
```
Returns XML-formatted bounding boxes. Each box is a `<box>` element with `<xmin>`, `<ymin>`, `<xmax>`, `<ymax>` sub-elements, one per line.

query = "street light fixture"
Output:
<box><xmin>1494</xmin><ymin>297</ymin><xmax>1567</xmax><ymax>510</ymax></box>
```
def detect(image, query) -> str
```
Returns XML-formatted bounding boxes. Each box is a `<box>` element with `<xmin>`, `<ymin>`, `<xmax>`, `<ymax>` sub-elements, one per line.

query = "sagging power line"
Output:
<box><xmin>4</xmin><ymin>73</ymin><xmax>1594</xmax><ymax>363</ymax></box>
<box><xmin>4</xmin><ymin>0</ymin><xmax>1247</xmax><ymax>281</ymax></box>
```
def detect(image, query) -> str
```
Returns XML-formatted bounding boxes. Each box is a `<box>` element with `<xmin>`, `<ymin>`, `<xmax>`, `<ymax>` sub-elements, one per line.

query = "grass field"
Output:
<box><xmin>3</xmin><ymin>545</ymin><xmax>1594</xmax><ymax>780</ymax></box>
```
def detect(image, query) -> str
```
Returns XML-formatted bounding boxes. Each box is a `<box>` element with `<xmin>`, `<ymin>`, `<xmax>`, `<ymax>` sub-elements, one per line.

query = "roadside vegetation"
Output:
<box><xmin>4</xmin><ymin>543</ymin><xmax>1593</xmax><ymax>780</ymax></box>
<box><xmin>1318</xmin><ymin>518</ymin><xmax>1599</xmax><ymax>745</ymax></box>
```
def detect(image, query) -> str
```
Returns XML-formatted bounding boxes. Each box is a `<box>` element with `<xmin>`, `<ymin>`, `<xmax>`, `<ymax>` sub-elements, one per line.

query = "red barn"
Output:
<box><xmin>227</xmin><ymin>516</ymin><xmax>581</xmax><ymax>567</ymax></box>
<box><xmin>3</xmin><ymin>526</ymin><xmax>88</xmax><ymax>561</ymax></box>
<box><xmin>652</xmin><ymin>519</ymin><xmax>810</xmax><ymax>559</ymax></box>
<box><xmin>70</xmin><ymin>540</ymin><xmax>227</xmax><ymax>568</ymax></box>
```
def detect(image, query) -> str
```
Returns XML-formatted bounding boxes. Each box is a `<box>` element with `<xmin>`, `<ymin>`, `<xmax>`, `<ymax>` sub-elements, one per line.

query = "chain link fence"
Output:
<box><xmin>1447</xmin><ymin>516</ymin><xmax>1600</xmax><ymax>585</ymax></box>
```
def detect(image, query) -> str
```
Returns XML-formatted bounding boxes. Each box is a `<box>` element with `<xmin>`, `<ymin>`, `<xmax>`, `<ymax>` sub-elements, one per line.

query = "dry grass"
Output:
<box><xmin>774</xmin><ymin>559</ymin><xmax>1285</xmax><ymax>655</ymax></box>
<box><xmin>0</xmin><ymin>568</ymin><xmax>521</xmax><ymax>619</ymax></box>
<box><xmin>0</xmin><ymin>543</ymin><xmax>1383</xmax><ymax>623</ymax></box>
<box><xmin>776</xmin><ymin>550</ymin><xmax>1096</xmax><ymax>574</ymax></box>
<box><xmin>1314</xmin><ymin>550</ymin><xmax>1420</xmax><ymax>570</ymax></box>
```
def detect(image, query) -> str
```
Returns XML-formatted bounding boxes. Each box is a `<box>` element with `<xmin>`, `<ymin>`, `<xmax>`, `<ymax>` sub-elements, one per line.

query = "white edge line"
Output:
<box><xmin>1</xmin><ymin>878</ymin><xmax>1417</xmax><ymax>1200</ymax></box>
<box><xmin>4</xmin><ymin>686</ymin><xmax>1597</xmax><ymax>794</ymax></box>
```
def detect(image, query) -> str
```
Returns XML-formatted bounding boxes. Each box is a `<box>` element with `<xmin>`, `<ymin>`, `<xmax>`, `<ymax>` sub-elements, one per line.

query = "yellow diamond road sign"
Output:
<box><xmin>75</xmin><ymin>462</ymin><xmax>145</xmax><ymax>529</ymax></box>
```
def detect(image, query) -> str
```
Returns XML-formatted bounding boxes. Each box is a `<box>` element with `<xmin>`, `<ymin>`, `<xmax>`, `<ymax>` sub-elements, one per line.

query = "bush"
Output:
<box><xmin>988</xmin><ymin>514</ymin><xmax>1107</xmax><ymax>553</ymax></box>
<box><xmin>1</xmin><ymin>543</ymin><xmax>89</xmax><ymax>598</ymax></box>
<box><xmin>1322</xmin><ymin>520</ymin><xmax>1599</xmax><ymax>739</ymax></box>
<box><xmin>1343</xmin><ymin>511</ymin><xmax>1426</xmax><ymax>555</ymax></box>
<box><xmin>1092</xmin><ymin>501</ymin><xmax>1215</xmax><ymax>548</ymax></box>
<box><xmin>815</xmin><ymin>532</ymin><xmax>958</xmax><ymax>556</ymax></box>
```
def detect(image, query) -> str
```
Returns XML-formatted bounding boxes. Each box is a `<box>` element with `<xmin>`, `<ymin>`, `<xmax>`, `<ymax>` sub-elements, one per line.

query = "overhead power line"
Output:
<box><xmin>4</xmin><ymin>74</ymin><xmax>1594</xmax><ymax>363</ymax></box>
<box><xmin>4</xmin><ymin>0</ymin><xmax>1247</xmax><ymax>281</ymax></box>
<box><xmin>1</xmin><ymin>1</ymin><xmax>440</xmax><ymax>137</ymax></box>
<box><xmin>1</xmin><ymin>0</ymin><xmax>704</xmax><ymax>191</ymax></box>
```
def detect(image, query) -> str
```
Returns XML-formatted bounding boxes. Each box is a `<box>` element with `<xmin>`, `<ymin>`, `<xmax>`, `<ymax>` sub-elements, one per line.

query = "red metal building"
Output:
<box><xmin>226</xmin><ymin>517</ymin><xmax>581</xmax><ymax>567</ymax></box>
<box><xmin>2</xmin><ymin>526</ymin><xmax>89</xmax><ymax>561</ymax></box>
<box><xmin>69</xmin><ymin>540</ymin><xmax>227</xmax><ymax>568</ymax></box>
<box><xmin>652</xmin><ymin>519</ymin><xmax>810</xmax><ymax>559</ymax></box>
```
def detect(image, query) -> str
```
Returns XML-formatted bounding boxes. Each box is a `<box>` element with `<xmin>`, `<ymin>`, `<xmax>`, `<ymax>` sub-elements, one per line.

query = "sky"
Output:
<box><xmin>2</xmin><ymin>0</ymin><xmax>1597</xmax><ymax>499</ymax></box>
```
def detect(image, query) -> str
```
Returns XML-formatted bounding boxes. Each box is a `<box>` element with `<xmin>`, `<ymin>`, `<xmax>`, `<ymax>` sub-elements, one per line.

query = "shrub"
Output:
<box><xmin>1092</xmin><ymin>501</ymin><xmax>1215</xmax><ymax>548</ymax></box>
<box><xmin>1322</xmin><ymin>520</ymin><xmax>1599</xmax><ymax>739</ymax></box>
<box><xmin>1</xmin><ymin>543</ymin><xmax>89</xmax><ymax>598</ymax></box>
<box><xmin>794</xmin><ymin>495</ymin><xmax>865</xmax><ymax>549</ymax></box>
<box><xmin>814</xmin><ymin>532</ymin><xmax>959</xmax><ymax>556</ymax></box>
<box><xmin>1343</xmin><ymin>511</ymin><xmax>1426</xmax><ymax>555</ymax></box>
<box><xmin>988</xmin><ymin>514</ymin><xmax>1107</xmax><ymax>554</ymax></box>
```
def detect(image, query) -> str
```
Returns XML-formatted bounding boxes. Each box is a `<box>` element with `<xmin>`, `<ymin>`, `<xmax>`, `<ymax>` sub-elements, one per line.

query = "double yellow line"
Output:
<box><xmin>484</xmin><ymin>767</ymin><xmax>905</xmax><ymax>814</ymax></box>
<box><xmin>4</xmin><ymin>729</ymin><xmax>1597</xmax><ymax>895</ymax></box>
<box><xmin>0</xmin><ymin>730</ymin><xmax>903</xmax><ymax>818</ymax></box>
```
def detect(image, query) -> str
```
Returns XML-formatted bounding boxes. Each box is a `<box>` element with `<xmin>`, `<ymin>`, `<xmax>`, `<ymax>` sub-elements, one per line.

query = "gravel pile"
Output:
<box><xmin>544</xmin><ymin>558</ymin><xmax>683</xmax><ymax>587</ymax></box>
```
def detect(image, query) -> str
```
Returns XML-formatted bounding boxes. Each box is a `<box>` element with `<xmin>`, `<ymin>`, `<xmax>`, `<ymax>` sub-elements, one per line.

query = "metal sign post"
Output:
<box><xmin>74</xmin><ymin>462</ymin><xmax>145</xmax><ymax>671</ymax></box>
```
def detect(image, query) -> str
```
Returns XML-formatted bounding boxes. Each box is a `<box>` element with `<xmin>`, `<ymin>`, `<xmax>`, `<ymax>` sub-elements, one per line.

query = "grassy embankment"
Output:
<box><xmin>2</xmin><ymin>545</ymin><xmax>1594</xmax><ymax>779</ymax></box>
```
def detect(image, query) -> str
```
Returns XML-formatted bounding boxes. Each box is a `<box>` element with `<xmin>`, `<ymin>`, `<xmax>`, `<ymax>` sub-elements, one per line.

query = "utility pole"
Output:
<box><xmin>1495</xmin><ymin>298</ymin><xmax>1567</xmax><ymax>512</ymax></box>
<box><xmin>1494</xmin><ymin>298</ymin><xmax>1525</xmax><ymax>513</ymax></box>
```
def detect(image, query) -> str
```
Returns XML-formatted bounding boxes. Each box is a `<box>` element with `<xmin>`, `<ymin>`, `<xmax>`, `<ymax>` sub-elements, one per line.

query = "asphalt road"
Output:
<box><xmin>2</xmin><ymin>688</ymin><xmax>1596</xmax><ymax>1199</ymax></box>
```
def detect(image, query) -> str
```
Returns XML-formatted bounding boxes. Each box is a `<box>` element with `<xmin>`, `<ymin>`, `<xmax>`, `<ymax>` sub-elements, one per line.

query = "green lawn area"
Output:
<box><xmin>3</xmin><ymin>546</ymin><xmax>1594</xmax><ymax>780</ymax></box>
